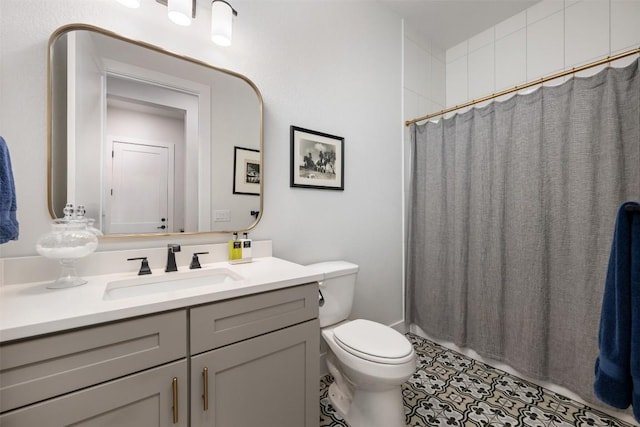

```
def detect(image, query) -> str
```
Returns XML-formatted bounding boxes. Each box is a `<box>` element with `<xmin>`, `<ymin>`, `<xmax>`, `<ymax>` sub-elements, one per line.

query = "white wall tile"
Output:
<box><xmin>610</xmin><ymin>55</ymin><xmax>638</xmax><ymax>69</ymax></box>
<box><xmin>527</xmin><ymin>0</ymin><xmax>565</xmax><ymax>25</ymax></box>
<box><xmin>611</xmin><ymin>0</ymin><xmax>640</xmax><ymax>52</ymax></box>
<box><xmin>495</xmin><ymin>28</ymin><xmax>527</xmax><ymax>91</ymax></box>
<box><xmin>542</xmin><ymin>75</ymin><xmax>567</xmax><ymax>87</ymax></box>
<box><xmin>446</xmin><ymin>56</ymin><xmax>468</xmax><ymax>107</ymax></box>
<box><xmin>468</xmin><ymin>43</ymin><xmax>495</xmax><ymax>100</ymax></box>
<box><xmin>527</xmin><ymin>11</ymin><xmax>564</xmax><ymax>80</ymax></box>
<box><xmin>565</xmin><ymin>0</ymin><xmax>609</xmax><ymax>67</ymax></box>
<box><xmin>404</xmin><ymin>37</ymin><xmax>421</xmax><ymax>93</ymax></box>
<box><xmin>519</xmin><ymin>84</ymin><xmax>542</xmax><ymax>95</ymax></box>
<box><xmin>573</xmin><ymin>63</ymin><xmax>607</xmax><ymax>78</ymax></box>
<box><xmin>495</xmin><ymin>92</ymin><xmax>518</xmax><ymax>103</ymax></box>
<box><xmin>431</xmin><ymin>45</ymin><xmax>446</xmax><ymax>64</ymax></box>
<box><xmin>419</xmin><ymin>49</ymin><xmax>432</xmax><ymax>99</ymax></box>
<box><xmin>419</xmin><ymin>97</ymin><xmax>438</xmax><ymax>120</ymax></box>
<box><xmin>474</xmin><ymin>99</ymin><xmax>493</xmax><ymax>110</ymax></box>
<box><xmin>496</xmin><ymin>11</ymin><xmax>526</xmax><ymax>39</ymax></box>
<box><xmin>469</xmin><ymin>27</ymin><xmax>495</xmax><ymax>52</ymax></box>
<box><xmin>404</xmin><ymin>23</ymin><xmax>432</xmax><ymax>54</ymax></box>
<box><xmin>447</xmin><ymin>40</ymin><xmax>468</xmax><ymax>63</ymax></box>
<box><xmin>431</xmin><ymin>57</ymin><xmax>446</xmax><ymax>106</ymax></box>
<box><xmin>404</xmin><ymin>95</ymin><xmax>439</xmax><ymax>135</ymax></box>
<box><xmin>404</xmin><ymin>88</ymin><xmax>419</xmax><ymax>122</ymax></box>
<box><xmin>405</xmin><ymin>42</ymin><xmax>441</xmax><ymax>101</ymax></box>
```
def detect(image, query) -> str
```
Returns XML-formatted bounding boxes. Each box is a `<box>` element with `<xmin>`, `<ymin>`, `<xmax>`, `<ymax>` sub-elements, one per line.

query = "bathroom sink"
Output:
<box><xmin>103</xmin><ymin>268</ymin><xmax>244</xmax><ymax>300</ymax></box>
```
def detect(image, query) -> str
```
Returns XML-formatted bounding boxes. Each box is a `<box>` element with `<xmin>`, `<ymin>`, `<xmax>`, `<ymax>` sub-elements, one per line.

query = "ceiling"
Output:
<box><xmin>193</xmin><ymin>0</ymin><xmax>540</xmax><ymax>52</ymax></box>
<box><xmin>380</xmin><ymin>0</ymin><xmax>540</xmax><ymax>50</ymax></box>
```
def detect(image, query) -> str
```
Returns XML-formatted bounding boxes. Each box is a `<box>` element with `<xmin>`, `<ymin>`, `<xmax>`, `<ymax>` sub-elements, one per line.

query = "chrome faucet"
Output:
<box><xmin>165</xmin><ymin>244</ymin><xmax>181</xmax><ymax>272</ymax></box>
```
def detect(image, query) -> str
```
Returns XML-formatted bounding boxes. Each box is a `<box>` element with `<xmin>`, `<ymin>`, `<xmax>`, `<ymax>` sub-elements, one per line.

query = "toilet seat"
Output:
<box><xmin>333</xmin><ymin>319</ymin><xmax>414</xmax><ymax>365</ymax></box>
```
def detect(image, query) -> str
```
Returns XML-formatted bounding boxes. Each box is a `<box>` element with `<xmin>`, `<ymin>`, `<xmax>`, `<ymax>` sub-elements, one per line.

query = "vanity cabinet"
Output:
<box><xmin>190</xmin><ymin>283</ymin><xmax>319</xmax><ymax>427</ymax></box>
<box><xmin>0</xmin><ymin>310</ymin><xmax>188</xmax><ymax>426</ymax></box>
<box><xmin>0</xmin><ymin>282</ymin><xmax>319</xmax><ymax>427</ymax></box>
<box><xmin>0</xmin><ymin>360</ymin><xmax>188</xmax><ymax>427</ymax></box>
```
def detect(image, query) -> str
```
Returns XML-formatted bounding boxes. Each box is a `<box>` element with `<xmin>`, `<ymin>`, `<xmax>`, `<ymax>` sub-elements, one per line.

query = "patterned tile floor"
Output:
<box><xmin>320</xmin><ymin>333</ymin><xmax>634</xmax><ymax>427</ymax></box>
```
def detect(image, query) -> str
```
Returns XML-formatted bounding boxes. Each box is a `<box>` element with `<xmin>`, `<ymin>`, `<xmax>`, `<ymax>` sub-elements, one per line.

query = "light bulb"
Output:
<box><xmin>211</xmin><ymin>0</ymin><xmax>233</xmax><ymax>46</ymax></box>
<box><xmin>168</xmin><ymin>0</ymin><xmax>192</xmax><ymax>26</ymax></box>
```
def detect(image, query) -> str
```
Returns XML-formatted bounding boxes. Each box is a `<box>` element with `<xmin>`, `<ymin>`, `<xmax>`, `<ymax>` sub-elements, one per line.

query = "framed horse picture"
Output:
<box><xmin>233</xmin><ymin>146</ymin><xmax>261</xmax><ymax>195</ymax></box>
<box><xmin>290</xmin><ymin>126</ymin><xmax>344</xmax><ymax>190</ymax></box>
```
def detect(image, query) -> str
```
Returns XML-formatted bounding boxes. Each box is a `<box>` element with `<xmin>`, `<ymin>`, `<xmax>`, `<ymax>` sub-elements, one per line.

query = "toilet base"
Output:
<box><xmin>328</xmin><ymin>382</ymin><xmax>406</xmax><ymax>427</ymax></box>
<box><xmin>328</xmin><ymin>382</ymin><xmax>351</xmax><ymax>420</ymax></box>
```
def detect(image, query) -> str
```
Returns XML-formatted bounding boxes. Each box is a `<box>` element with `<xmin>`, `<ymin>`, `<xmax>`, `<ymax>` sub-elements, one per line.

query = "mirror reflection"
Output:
<box><xmin>48</xmin><ymin>24</ymin><xmax>263</xmax><ymax>237</ymax></box>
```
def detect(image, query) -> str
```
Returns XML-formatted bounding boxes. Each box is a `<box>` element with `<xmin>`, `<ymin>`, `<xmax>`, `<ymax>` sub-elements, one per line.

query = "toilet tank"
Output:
<box><xmin>306</xmin><ymin>261</ymin><xmax>359</xmax><ymax>328</ymax></box>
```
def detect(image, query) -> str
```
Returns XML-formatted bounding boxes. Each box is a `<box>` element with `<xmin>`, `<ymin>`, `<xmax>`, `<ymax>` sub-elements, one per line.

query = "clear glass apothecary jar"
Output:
<box><xmin>36</xmin><ymin>219</ymin><xmax>98</xmax><ymax>289</ymax></box>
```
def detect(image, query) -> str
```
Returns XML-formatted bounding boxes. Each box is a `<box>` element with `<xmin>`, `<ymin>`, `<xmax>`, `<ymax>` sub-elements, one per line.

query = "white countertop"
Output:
<box><xmin>0</xmin><ymin>257</ymin><xmax>323</xmax><ymax>343</ymax></box>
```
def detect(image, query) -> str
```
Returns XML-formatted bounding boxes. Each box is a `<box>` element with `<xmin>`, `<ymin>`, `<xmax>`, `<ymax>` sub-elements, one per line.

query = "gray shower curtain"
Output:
<box><xmin>407</xmin><ymin>59</ymin><xmax>640</xmax><ymax>402</ymax></box>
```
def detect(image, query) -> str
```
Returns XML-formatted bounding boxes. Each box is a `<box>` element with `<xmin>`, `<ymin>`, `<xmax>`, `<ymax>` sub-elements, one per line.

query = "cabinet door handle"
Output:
<box><xmin>172</xmin><ymin>377</ymin><xmax>178</xmax><ymax>424</ymax></box>
<box><xmin>202</xmin><ymin>367</ymin><xmax>209</xmax><ymax>411</ymax></box>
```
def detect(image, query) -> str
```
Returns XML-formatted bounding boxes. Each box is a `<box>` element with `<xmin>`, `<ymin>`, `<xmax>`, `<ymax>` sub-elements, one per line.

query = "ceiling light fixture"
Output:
<box><xmin>117</xmin><ymin>0</ymin><xmax>238</xmax><ymax>47</ymax></box>
<box><xmin>211</xmin><ymin>0</ymin><xmax>238</xmax><ymax>47</ymax></box>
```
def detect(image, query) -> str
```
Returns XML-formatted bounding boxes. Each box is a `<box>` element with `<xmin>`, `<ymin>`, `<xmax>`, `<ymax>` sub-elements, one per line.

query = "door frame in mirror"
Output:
<box><xmin>47</xmin><ymin>23</ymin><xmax>264</xmax><ymax>238</ymax></box>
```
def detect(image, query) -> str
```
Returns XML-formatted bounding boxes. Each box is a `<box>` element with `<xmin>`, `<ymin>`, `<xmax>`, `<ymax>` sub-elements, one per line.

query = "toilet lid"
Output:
<box><xmin>333</xmin><ymin>319</ymin><xmax>414</xmax><ymax>365</ymax></box>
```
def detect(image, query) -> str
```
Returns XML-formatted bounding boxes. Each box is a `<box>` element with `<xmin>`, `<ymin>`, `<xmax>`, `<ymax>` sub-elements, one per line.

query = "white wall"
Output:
<box><xmin>0</xmin><ymin>1</ymin><xmax>404</xmax><ymax>327</ymax></box>
<box><xmin>445</xmin><ymin>0</ymin><xmax>640</xmax><ymax>110</ymax></box>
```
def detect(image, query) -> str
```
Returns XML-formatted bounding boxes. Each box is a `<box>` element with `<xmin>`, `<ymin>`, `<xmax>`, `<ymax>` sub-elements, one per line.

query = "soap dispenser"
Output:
<box><xmin>228</xmin><ymin>233</ymin><xmax>242</xmax><ymax>262</ymax></box>
<box><xmin>240</xmin><ymin>232</ymin><xmax>252</xmax><ymax>261</ymax></box>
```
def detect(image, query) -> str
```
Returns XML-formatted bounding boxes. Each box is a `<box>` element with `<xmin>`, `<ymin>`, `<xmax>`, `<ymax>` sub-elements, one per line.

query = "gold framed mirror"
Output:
<box><xmin>48</xmin><ymin>24</ymin><xmax>263</xmax><ymax>238</ymax></box>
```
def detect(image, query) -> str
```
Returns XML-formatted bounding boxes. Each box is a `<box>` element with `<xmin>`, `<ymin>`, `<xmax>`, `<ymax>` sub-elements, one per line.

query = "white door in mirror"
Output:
<box><xmin>108</xmin><ymin>141</ymin><xmax>172</xmax><ymax>234</ymax></box>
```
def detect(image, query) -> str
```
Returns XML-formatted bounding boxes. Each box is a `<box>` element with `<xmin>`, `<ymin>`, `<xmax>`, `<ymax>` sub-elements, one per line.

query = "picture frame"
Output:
<box><xmin>290</xmin><ymin>126</ymin><xmax>344</xmax><ymax>190</ymax></box>
<box><xmin>233</xmin><ymin>146</ymin><xmax>261</xmax><ymax>196</ymax></box>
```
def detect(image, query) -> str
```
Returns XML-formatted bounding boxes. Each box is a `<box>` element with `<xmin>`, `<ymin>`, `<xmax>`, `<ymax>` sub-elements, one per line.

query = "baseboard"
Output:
<box><xmin>389</xmin><ymin>319</ymin><xmax>408</xmax><ymax>334</ymax></box>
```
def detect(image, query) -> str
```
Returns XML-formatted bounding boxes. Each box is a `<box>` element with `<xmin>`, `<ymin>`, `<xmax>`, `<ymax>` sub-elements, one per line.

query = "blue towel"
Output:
<box><xmin>594</xmin><ymin>201</ymin><xmax>640</xmax><ymax>420</ymax></box>
<box><xmin>0</xmin><ymin>136</ymin><xmax>18</xmax><ymax>244</ymax></box>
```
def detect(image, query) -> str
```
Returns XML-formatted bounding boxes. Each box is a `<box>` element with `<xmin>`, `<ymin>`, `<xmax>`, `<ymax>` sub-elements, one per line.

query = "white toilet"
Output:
<box><xmin>308</xmin><ymin>261</ymin><xmax>416</xmax><ymax>427</ymax></box>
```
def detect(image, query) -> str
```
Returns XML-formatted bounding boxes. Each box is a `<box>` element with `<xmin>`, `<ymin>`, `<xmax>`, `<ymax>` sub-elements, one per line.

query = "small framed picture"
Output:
<box><xmin>233</xmin><ymin>146</ymin><xmax>260</xmax><ymax>195</ymax></box>
<box><xmin>290</xmin><ymin>126</ymin><xmax>344</xmax><ymax>190</ymax></box>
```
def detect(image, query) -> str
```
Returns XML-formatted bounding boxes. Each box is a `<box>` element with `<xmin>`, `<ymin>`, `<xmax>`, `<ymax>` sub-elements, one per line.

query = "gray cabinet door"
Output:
<box><xmin>0</xmin><ymin>360</ymin><xmax>188</xmax><ymax>427</ymax></box>
<box><xmin>191</xmin><ymin>319</ymin><xmax>319</xmax><ymax>427</ymax></box>
<box><xmin>1</xmin><ymin>309</ymin><xmax>187</xmax><ymax>412</ymax></box>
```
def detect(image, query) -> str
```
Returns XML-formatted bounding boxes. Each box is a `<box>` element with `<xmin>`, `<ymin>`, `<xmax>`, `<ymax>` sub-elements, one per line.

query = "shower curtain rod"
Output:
<box><xmin>405</xmin><ymin>46</ymin><xmax>640</xmax><ymax>127</ymax></box>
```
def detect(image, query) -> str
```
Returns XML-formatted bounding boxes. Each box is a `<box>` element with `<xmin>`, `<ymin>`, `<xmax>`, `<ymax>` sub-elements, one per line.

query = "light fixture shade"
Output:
<box><xmin>211</xmin><ymin>0</ymin><xmax>234</xmax><ymax>47</ymax></box>
<box><xmin>115</xmin><ymin>0</ymin><xmax>141</xmax><ymax>8</ymax></box>
<box><xmin>168</xmin><ymin>0</ymin><xmax>192</xmax><ymax>26</ymax></box>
